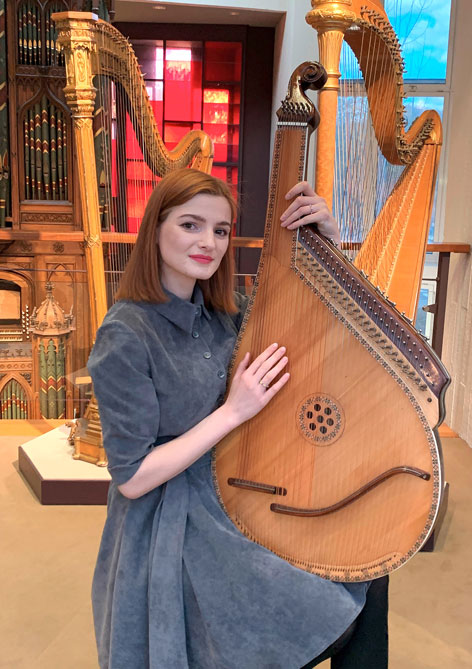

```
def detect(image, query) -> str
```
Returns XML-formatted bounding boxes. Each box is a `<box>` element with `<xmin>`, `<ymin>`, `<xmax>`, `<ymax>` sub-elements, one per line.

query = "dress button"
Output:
<box><xmin>217</xmin><ymin>370</ymin><xmax>225</xmax><ymax>379</ymax></box>
<box><xmin>192</xmin><ymin>331</ymin><xmax>199</xmax><ymax>338</ymax></box>
<box><xmin>203</xmin><ymin>351</ymin><xmax>212</xmax><ymax>359</ymax></box>
<box><xmin>195</xmin><ymin>307</ymin><xmax>201</xmax><ymax>317</ymax></box>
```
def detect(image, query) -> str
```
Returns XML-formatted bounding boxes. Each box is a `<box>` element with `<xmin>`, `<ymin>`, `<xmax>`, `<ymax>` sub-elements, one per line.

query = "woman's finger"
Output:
<box><xmin>281</xmin><ymin>193</ymin><xmax>327</xmax><ymax>225</ymax></box>
<box><xmin>284</xmin><ymin>180</ymin><xmax>315</xmax><ymax>201</ymax></box>
<box><xmin>280</xmin><ymin>194</ymin><xmax>312</xmax><ymax>223</ymax></box>
<box><xmin>246</xmin><ymin>342</ymin><xmax>280</xmax><ymax>375</ymax></box>
<box><xmin>282</xmin><ymin>201</ymin><xmax>326</xmax><ymax>228</ymax></box>
<box><xmin>251</xmin><ymin>346</ymin><xmax>287</xmax><ymax>381</ymax></box>
<box><xmin>258</xmin><ymin>355</ymin><xmax>289</xmax><ymax>387</ymax></box>
<box><xmin>233</xmin><ymin>352</ymin><xmax>250</xmax><ymax>381</ymax></box>
<box><xmin>260</xmin><ymin>372</ymin><xmax>291</xmax><ymax>404</ymax></box>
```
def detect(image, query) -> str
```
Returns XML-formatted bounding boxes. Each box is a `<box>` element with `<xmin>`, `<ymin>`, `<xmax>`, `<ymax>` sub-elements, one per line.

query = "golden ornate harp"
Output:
<box><xmin>52</xmin><ymin>12</ymin><xmax>213</xmax><ymax>464</ymax></box>
<box><xmin>306</xmin><ymin>0</ymin><xmax>442</xmax><ymax>321</ymax></box>
<box><xmin>53</xmin><ymin>11</ymin><xmax>213</xmax><ymax>337</ymax></box>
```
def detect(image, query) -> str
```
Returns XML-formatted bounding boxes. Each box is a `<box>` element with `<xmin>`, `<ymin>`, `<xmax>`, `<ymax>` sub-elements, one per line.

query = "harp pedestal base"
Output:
<box><xmin>18</xmin><ymin>424</ymin><xmax>110</xmax><ymax>505</ymax></box>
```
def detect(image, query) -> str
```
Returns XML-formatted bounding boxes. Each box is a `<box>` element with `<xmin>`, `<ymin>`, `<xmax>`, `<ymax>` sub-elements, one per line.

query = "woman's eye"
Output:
<box><xmin>215</xmin><ymin>228</ymin><xmax>229</xmax><ymax>237</ymax></box>
<box><xmin>181</xmin><ymin>222</ymin><xmax>196</xmax><ymax>230</ymax></box>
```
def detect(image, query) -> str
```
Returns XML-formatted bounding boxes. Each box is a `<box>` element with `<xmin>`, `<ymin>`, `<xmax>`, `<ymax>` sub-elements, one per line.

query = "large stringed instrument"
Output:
<box><xmin>213</xmin><ymin>62</ymin><xmax>449</xmax><ymax>582</ymax></box>
<box><xmin>307</xmin><ymin>0</ymin><xmax>443</xmax><ymax>322</ymax></box>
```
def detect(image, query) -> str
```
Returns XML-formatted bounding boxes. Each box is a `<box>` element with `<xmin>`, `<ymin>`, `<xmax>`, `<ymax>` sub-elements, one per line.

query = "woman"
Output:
<box><xmin>88</xmin><ymin>168</ymin><xmax>388</xmax><ymax>669</ymax></box>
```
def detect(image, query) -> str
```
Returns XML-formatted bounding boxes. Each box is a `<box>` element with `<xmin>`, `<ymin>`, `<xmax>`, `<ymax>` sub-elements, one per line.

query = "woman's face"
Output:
<box><xmin>157</xmin><ymin>193</ymin><xmax>232</xmax><ymax>300</ymax></box>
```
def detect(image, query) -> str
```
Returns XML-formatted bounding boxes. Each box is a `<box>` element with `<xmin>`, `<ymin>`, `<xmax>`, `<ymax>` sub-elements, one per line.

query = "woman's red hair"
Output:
<box><xmin>116</xmin><ymin>168</ymin><xmax>237</xmax><ymax>313</ymax></box>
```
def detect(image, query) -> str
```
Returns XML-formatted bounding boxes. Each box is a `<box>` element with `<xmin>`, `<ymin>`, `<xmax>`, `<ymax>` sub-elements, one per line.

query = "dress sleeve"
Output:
<box><xmin>87</xmin><ymin>320</ymin><xmax>160</xmax><ymax>485</ymax></box>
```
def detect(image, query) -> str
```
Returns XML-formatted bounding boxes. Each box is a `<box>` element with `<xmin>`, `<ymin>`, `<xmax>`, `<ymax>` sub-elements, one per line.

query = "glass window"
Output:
<box><xmin>385</xmin><ymin>0</ymin><xmax>452</xmax><ymax>81</ymax></box>
<box><xmin>205</xmin><ymin>42</ymin><xmax>242</xmax><ymax>82</ymax></box>
<box><xmin>133</xmin><ymin>42</ymin><xmax>164</xmax><ymax>80</ymax></box>
<box><xmin>164</xmin><ymin>42</ymin><xmax>203</xmax><ymax>122</ymax></box>
<box><xmin>119</xmin><ymin>38</ymin><xmax>243</xmax><ymax>234</ymax></box>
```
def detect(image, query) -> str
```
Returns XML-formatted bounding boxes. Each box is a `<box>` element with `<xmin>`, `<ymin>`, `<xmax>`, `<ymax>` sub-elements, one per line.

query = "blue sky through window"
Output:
<box><xmin>385</xmin><ymin>0</ymin><xmax>451</xmax><ymax>80</ymax></box>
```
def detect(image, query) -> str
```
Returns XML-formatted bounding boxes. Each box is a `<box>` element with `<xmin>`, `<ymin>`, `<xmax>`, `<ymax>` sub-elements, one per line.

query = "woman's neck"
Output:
<box><xmin>160</xmin><ymin>275</ymin><xmax>196</xmax><ymax>301</ymax></box>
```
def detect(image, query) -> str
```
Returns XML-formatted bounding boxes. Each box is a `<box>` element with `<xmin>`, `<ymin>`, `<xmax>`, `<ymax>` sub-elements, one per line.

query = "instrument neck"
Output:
<box><xmin>264</xmin><ymin>124</ymin><xmax>313</xmax><ymax>267</ymax></box>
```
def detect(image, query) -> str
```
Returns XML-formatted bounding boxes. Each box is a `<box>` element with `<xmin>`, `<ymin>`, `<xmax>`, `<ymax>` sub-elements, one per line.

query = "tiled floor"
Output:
<box><xmin>1</xmin><ymin>427</ymin><xmax>471</xmax><ymax>668</ymax></box>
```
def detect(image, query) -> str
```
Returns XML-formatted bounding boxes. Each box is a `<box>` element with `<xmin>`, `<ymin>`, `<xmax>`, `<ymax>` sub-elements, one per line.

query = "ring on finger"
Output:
<box><xmin>259</xmin><ymin>380</ymin><xmax>270</xmax><ymax>389</ymax></box>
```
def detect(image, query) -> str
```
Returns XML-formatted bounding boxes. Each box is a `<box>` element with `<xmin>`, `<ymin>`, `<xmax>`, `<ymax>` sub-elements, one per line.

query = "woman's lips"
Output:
<box><xmin>190</xmin><ymin>255</ymin><xmax>213</xmax><ymax>264</ymax></box>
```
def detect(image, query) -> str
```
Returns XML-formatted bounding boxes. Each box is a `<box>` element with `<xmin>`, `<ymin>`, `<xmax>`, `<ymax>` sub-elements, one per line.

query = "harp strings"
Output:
<box><xmin>332</xmin><ymin>6</ymin><xmax>412</xmax><ymax>455</ymax></box>
<box><xmin>94</xmin><ymin>25</ymin><xmax>162</xmax><ymax>306</ymax></box>
<box><xmin>335</xmin><ymin>35</ymin><xmax>405</xmax><ymax>269</ymax></box>
<box><xmin>92</xmin><ymin>24</ymin><xmax>213</xmax><ymax>307</ymax></box>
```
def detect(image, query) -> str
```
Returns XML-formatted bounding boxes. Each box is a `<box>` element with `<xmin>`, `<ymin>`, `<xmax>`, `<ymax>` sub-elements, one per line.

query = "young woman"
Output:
<box><xmin>88</xmin><ymin>168</ymin><xmax>388</xmax><ymax>669</ymax></box>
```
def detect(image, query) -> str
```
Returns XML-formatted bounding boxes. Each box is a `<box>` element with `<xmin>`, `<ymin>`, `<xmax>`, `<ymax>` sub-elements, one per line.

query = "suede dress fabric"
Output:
<box><xmin>88</xmin><ymin>287</ymin><xmax>369</xmax><ymax>669</ymax></box>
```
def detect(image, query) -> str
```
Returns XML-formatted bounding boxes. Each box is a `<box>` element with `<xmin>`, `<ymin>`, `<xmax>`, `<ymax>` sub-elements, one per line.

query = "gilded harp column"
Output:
<box><xmin>53</xmin><ymin>13</ymin><xmax>107</xmax><ymax>466</ymax></box>
<box><xmin>306</xmin><ymin>1</ymin><xmax>355</xmax><ymax>209</ymax></box>
<box><xmin>54</xmin><ymin>12</ymin><xmax>107</xmax><ymax>338</ymax></box>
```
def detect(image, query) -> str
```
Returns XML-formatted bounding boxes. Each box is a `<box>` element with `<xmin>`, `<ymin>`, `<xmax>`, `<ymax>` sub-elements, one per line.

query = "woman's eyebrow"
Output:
<box><xmin>177</xmin><ymin>213</ymin><xmax>206</xmax><ymax>222</ymax></box>
<box><xmin>177</xmin><ymin>214</ymin><xmax>232</xmax><ymax>227</ymax></box>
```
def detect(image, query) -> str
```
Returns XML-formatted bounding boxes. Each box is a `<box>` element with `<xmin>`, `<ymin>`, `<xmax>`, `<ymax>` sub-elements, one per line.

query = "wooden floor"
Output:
<box><xmin>1</xmin><ymin>424</ymin><xmax>471</xmax><ymax>668</ymax></box>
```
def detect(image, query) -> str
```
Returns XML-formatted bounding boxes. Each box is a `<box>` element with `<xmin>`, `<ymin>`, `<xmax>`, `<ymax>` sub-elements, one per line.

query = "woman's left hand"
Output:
<box><xmin>280</xmin><ymin>181</ymin><xmax>341</xmax><ymax>247</ymax></box>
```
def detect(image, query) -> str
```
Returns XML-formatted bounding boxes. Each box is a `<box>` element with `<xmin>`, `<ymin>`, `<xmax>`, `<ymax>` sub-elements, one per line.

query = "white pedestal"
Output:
<box><xmin>18</xmin><ymin>424</ymin><xmax>110</xmax><ymax>505</ymax></box>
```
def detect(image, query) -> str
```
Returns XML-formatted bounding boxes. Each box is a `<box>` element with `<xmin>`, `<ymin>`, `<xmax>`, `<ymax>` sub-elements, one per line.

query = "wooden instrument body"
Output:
<box><xmin>213</xmin><ymin>64</ymin><xmax>449</xmax><ymax>582</ymax></box>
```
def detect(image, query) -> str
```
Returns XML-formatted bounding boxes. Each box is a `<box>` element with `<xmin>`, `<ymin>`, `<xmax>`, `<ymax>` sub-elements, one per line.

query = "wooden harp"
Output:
<box><xmin>213</xmin><ymin>62</ymin><xmax>449</xmax><ymax>582</ymax></box>
<box><xmin>307</xmin><ymin>0</ymin><xmax>443</xmax><ymax>321</ymax></box>
<box><xmin>53</xmin><ymin>11</ymin><xmax>214</xmax><ymax>334</ymax></box>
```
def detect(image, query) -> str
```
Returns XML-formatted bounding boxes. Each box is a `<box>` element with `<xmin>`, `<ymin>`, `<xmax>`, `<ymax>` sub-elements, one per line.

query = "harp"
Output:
<box><xmin>214</xmin><ymin>62</ymin><xmax>449</xmax><ymax>581</ymax></box>
<box><xmin>52</xmin><ymin>12</ymin><xmax>213</xmax><ymax>465</ymax></box>
<box><xmin>306</xmin><ymin>0</ymin><xmax>442</xmax><ymax>321</ymax></box>
<box><xmin>53</xmin><ymin>11</ymin><xmax>214</xmax><ymax>336</ymax></box>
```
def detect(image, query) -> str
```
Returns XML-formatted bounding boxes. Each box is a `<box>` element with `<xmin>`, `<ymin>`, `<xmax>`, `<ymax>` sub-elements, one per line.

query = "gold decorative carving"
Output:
<box><xmin>77</xmin><ymin>50</ymin><xmax>87</xmax><ymax>83</ymax></box>
<box><xmin>0</xmin><ymin>361</ymin><xmax>33</xmax><ymax>371</ymax></box>
<box><xmin>306</xmin><ymin>0</ymin><xmax>356</xmax><ymax>32</ymax></box>
<box><xmin>21</xmin><ymin>213</ymin><xmax>73</xmax><ymax>223</ymax></box>
<box><xmin>8</xmin><ymin>262</ymin><xmax>32</xmax><ymax>269</ymax></box>
<box><xmin>316</xmin><ymin>30</ymin><xmax>345</xmax><ymax>86</ymax></box>
<box><xmin>73</xmin><ymin>115</ymin><xmax>94</xmax><ymax>129</ymax></box>
<box><xmin>84</xmin><ymin>234</ymin><xmax>101</xmax><ymax>248</ymax></box>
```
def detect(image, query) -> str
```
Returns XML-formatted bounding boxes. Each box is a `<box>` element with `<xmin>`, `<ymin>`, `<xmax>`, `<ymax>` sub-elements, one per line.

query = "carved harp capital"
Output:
<box><xmin>306</xmin><ymin>2</ymin><xmax>356</xmax><ymax>89</ymax></box>
<box><xmin>53</xmin><ymin>12</ymin><xmax>98</xmax><ymax>114</ymax></box>
<box><xmin>306</xmin><ymin>1</ymin><xmax>356</xmax><ymax>32</ymax></box>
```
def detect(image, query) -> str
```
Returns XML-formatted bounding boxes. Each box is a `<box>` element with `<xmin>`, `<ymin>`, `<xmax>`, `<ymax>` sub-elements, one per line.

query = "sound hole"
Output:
<box><xmin>298</xmin><ymin>394</ymin><xmax>345</xmax><ymax>445</ymax></box>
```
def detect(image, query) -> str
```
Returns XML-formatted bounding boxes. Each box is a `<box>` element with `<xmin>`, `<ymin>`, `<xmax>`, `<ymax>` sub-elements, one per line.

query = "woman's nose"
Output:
<box><xmin>198</xmin><ymin>229</ymin><xmax>215</xmax><ymax>249</ymax></box>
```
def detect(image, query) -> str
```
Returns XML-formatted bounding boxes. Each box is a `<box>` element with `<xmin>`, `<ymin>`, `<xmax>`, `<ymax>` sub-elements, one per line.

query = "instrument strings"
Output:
<box><xmin>94</xmin><ymin>24</ymin><xmax>161</xmax><ymax>306</ymax></box>
<box><xmin>335</xmin><ymin>36</ymin><xmax>405</xmax><ymax>272</ymax></box>
<box><xmin>334</xmin><ymin>8</ymin><xmax>418</xmax><ymax>487</ymax></box>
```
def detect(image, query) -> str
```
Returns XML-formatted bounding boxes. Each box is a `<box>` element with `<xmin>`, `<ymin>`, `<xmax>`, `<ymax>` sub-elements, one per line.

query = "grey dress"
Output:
<box><xmin>88</xmin><ymin>287</ymin><xmax>369</xmax><ymax>669</ymax></box>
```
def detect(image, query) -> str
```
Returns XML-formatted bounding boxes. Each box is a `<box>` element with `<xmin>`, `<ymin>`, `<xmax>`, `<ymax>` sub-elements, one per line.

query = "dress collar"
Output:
<box><xmin>153</xmin><ymin>284</ymin><xmax>211</xmax><ymax>333</ymax></box>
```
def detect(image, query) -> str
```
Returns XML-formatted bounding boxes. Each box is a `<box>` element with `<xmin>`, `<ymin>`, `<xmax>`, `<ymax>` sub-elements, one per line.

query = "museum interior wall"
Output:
<box><xmin>441</xmin><ymin>0</ymin><xmax>472</xmax><ymax>445</ymax></box>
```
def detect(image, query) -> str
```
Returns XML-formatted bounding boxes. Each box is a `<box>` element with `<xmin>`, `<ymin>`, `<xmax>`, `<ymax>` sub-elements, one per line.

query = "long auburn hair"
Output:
<box><xmin>116</xmin><ymin>168</ymin><xmax>237</xmax><ymax>313</ymax></box>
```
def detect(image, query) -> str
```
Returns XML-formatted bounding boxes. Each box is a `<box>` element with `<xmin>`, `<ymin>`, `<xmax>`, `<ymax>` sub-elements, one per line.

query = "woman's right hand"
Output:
<box><xmin>222</xmin><ymin>343</ymin><xmax>290</xmax><ymax>428</ymax></box>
